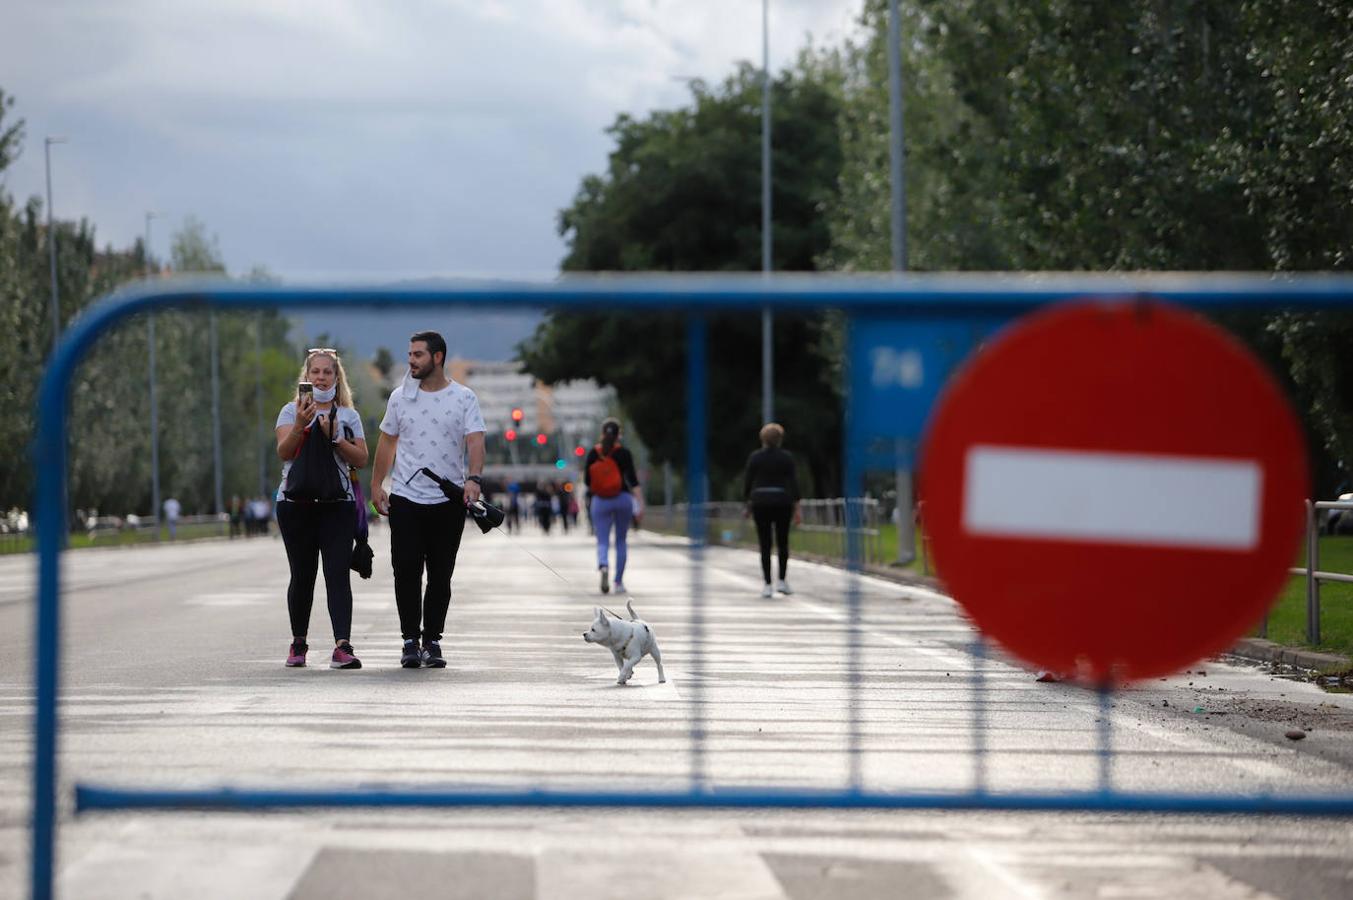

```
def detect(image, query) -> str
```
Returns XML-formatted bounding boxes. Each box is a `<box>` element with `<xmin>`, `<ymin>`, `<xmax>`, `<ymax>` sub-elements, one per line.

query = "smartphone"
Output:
<box><xmin>298</xmin><ymin>382</ymin><xmax>313</xmax><ymax>399</ymax></box>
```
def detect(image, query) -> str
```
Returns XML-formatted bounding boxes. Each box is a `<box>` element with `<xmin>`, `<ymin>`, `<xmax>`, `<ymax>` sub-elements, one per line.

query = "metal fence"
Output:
<box><xmin>29</xmin><ymin>275</ymin><xmax>1353</xmax><ymax>900</ymax></box>
<box><xmin>1</xmin><ymin>514</ymin><xmax>233</xmax><ymax>554</ymax></box>
<box><xmin>1282</xmin><ymin>499</ymin><xmax>1353</xmax><ymax>644</ymax></box>
<box><xmin>649</xmin><ymin>498</ymin><xmax>886</xmax><ymax>567</ymax></box>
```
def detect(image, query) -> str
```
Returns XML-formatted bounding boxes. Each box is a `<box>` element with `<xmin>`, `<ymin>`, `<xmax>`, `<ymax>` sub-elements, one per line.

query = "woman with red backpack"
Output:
<box><xmin>584</xmin><ymin>418</ymin><xmax>642</xmax><ymax>594</ymax></box>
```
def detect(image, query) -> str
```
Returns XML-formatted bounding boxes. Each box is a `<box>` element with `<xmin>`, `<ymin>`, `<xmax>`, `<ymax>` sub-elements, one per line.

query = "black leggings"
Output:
<box><xmin>276</xmin><ymin>500</ymin><xmax>356</xmax><ymax>642</ymax></box>
<box><xmin>389</xmin><ymin>494</ymin><xmax>467</xmax><ymax>642</ymax></box>
<box><xmin>753</xmin><ymin>505</ymin><xmax>792</xmax><ymax>583</ymax></box>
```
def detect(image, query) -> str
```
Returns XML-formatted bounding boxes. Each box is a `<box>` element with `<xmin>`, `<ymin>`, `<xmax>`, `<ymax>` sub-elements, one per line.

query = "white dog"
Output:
<box><xmin>583</xmin><ymin>601</ymin><xmax>666</xmax><ymax>685</ymax></box>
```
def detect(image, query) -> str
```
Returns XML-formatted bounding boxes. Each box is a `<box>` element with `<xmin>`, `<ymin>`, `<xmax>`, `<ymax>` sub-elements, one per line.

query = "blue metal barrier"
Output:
<box><xmin>32</xmin><ymin>273</ymin><xmax>1353</xmax><ymax>900</ymax></box>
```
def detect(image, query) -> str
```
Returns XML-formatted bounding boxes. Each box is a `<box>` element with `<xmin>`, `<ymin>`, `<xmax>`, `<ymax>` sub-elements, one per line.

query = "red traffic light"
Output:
<box><xmin>535</xmin><ymin>433</ymin><xmax>548</xmax><ymax>445</ymax></box>
<box><xmin>505</xmin><ymin>429</ymin><xmax>517</xmax><ymax>442</ymax></box>
<box><xmin>574</xmin><ymin>445</ymin><xmax>586</xmax><ymax>457</ymax></box>
<box><xmin>511</xmin><ymin>407</ymin><xmax>524</xmax><ymax>423</ymax></box>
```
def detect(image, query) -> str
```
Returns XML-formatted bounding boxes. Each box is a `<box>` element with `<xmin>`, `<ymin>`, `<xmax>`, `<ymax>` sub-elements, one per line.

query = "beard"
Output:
<box><xmin>411</xmin><ymin>363</ymin><xmax>429</xmax><ymax>380</ymax></box>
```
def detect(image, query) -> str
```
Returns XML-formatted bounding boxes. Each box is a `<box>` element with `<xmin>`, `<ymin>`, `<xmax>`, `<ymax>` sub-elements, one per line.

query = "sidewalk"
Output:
<box><xmin>723</xmin><ymin>537</ymin><xmax>1353</xmax><ymax>676</ymax></box>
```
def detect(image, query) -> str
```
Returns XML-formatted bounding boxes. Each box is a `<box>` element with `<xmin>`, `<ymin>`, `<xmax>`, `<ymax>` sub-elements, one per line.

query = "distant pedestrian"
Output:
<box><xmin>228</xmin><ymin>495</ymin><xmax>244</xmax><ymax>539</ymax></box>
<box><xmin>162</xmin><ymin>496</ymin><xmax>181</xmax><ymax>540</ymax></box>
<box><xmin>506</xmin><ymin>489</ymin><xmax>521</xmax><ymax>534</ymax></box>
<box><xmin>584</xmin><ymin>418</ymin><xmax>641</xmax><ymax>594</ymax></box>
<box><xmin>555</xmin><ymin>487</ymin><xmax>570</xmax><ymax>534</ymax></box>
<box><xmin>743</xmin><ymin>422</ymin><xmax>801</xmax><ymax>598</ymax></box>
<box><xmin>370</xmin><ymin>331</ymin><xmax>486</xmax><ymax>670</ymax></box>
<box><xmin>275</xmin><ymin>348</ymin><xmax>368</xmax><ymax>670</ymax></box>
<box><xmin>534</xmin><ymin>485</ymin><xmax>554</xmax><ymax>534</ymax></box>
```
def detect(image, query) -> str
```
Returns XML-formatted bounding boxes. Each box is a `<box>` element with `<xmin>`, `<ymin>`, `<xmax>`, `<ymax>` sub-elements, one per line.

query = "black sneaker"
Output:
<box><xmin>400</xmin><ymin>639</ymin><xmax>422</xmax><ymax>668</ymax></box>
<box><xmin>599</xmin><ymin>566</ymin><xmax>610</xmax><ymax>594</ymax></box>
<box><xmin>422</xmin><ymin>639</ymin><xmax>447</xmax><ymax>668</ymax></box>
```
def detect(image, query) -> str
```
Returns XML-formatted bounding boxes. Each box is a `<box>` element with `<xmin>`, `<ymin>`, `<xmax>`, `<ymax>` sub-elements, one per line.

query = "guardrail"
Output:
<box><xmin>649</xmin><ymin>498</ymin><xmax>885</xmax><ymax>567</ymax></box>
<box><xmin>0</xmin><ymin>514</ymin><xmax>233</xmax><ymax>554</ymax></box>
<box><xmin>1283</xmin><ymin>499</ymin><xmax>1353</xmax><ymax>644</ymax></box>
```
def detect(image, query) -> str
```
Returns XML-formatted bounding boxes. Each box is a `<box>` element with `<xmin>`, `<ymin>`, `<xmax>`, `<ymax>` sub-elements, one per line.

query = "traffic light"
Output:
<box><xmin>574</xmin><ymin>445</ymin><xmax>585</xmax><ymax>457</ymax></box>
<box><xmin>511</xmin><ymin>407</ymin><xmax>524</xmax><ymax>424</ymax></box>
<box><xmin>555</xmin><ymin>459</ymin><xmax>566</xmax><ymax>470</ymax></box>
<box><xmin>505</xmin><ymin>429</ymin><xmax>517</xmax><ymax>442</ymax></box>
<box><xmin>535</xmin><ymin>433</ymin><xmax>547</xmax><ymax>446</ymax></box>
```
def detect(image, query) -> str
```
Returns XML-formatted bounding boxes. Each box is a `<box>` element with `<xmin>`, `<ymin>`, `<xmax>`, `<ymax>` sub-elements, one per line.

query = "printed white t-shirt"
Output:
<box><xmin>380</xmin><ymin>380</ymin><xmax>486</xmax><ymax>504</ymax></box>
<box><xmin>274</xmin><ymin>403</ymin><xmax>365</xmax><ymax>502</ymax></box>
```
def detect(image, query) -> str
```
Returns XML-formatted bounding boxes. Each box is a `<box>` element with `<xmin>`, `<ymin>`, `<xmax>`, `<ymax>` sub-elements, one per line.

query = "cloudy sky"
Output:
<box><xmin>2</xmin><ymin>0</ymin><xmax>864</xmax><ymax>281</ymax></box>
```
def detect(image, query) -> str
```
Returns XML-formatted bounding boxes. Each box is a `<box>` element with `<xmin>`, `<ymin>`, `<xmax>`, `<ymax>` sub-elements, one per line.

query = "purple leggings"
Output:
<box><xmin>591</xmin><ymin>494</ymin><xmax>633</xmax><ymax>579</ymax></box>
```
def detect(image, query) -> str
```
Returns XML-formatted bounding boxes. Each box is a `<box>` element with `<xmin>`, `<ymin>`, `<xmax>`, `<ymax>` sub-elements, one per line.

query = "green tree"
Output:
<box><xmin>0</xmin><ymin>88</ymin><xmax>300</xmax><ymax>518</ymax></box>
<box><xmin>829</xmin><ymin>1</ymin><xmax>1353</xmax><ymax>487</ymax></box>
<box><xmin>521</xmin><ymin>55</ymin><xmax>847</xmax><ymax>496</ymax></box>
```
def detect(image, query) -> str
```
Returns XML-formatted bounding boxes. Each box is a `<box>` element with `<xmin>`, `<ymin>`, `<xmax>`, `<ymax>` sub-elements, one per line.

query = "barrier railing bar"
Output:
<box><xmin>75</xmin><ymin>784</ymin><xmax>1353</xmax><ymax>815</ymax></box>
<box><xmin>77</xmin><ymin>272</ymin><xmax>1353</xmax><ymax>316</ymax></box>
<box><xmin>1287</xmin><ymin>570</ymin><xmax>1353</xmax><ymax>585</ymax></box>
<box><xmin>1097</xmin><ymin>684</ymin><xmax>1114</xmax><ymax>793</ymax></box>
<box><xmin>1307</xmin><ymin>500</ymin><xmax>1320</xmax><ymax>644</ymax></box>
<box><xmin>971</xmin><ymin>637</ymin><xmax>989</xmax><ymax>794</ymax></box>
<box><xmin>685</xmin><ymin>315</ymin><xmax>708</xmax><ymax>789</ymax></box>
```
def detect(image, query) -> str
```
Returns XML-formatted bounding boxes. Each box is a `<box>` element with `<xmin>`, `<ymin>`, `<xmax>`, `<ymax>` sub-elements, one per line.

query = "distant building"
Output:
<box><xmin>447</xmin><ymin>359</ymin><xmax>615</xmax><ymax>447</ymax></box>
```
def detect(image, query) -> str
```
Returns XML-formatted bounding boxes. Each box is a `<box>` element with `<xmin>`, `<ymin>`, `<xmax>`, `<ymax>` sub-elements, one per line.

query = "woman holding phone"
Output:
<box><xmin>275</xmin><ymin>348</ymin><xmax>368</xmax><ymax>669</ymax></box>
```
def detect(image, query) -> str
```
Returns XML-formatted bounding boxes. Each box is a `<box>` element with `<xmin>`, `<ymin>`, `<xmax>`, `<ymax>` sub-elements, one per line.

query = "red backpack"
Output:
<box><xmin>588</xmin><ymin>444</ymin><xmax>624</xmax><ymax>498</ymax></box>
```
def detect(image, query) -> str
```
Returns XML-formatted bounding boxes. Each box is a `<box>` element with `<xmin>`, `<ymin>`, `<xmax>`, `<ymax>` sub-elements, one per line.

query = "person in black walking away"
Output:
<box><xmin>276</xmin><ymin>349</ymin><xmax>368</xmax><ymax>669</ymax></box>
<box><xmin>371</xmin><ymin>331</ymin><xmax>486</xmax><ymax>669</ymax></box>
<box><xmin>743</xmin><ymin>422</ymin><xmax>801</xmax><ymax>598</ymax></box>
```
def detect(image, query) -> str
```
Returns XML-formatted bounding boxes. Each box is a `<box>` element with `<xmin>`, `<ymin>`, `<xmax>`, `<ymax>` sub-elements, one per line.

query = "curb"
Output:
<box><xmin>1228</xmin><ymin>637</ymin><xmax>1352</xmax><ymax>673</ymax></box>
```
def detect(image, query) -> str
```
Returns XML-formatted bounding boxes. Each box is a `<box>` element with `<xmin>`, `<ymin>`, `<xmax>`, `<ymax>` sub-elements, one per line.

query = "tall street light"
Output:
<box><xmin>44</xmin><ymin>136</ymin><xmax>67</xmax><ymax>355</ymax></box>
<box><xmin>761</xmin><ymin>0</ymin><xmax>773</xmax><ymax>425</ymax></box>
<box><xmin>210</xmin><ymin>310</ymin><xmax>223</xmax><ymax>516</ymax></box>
<box><xmin>145</xmin><ymin>212</ymin><xmax>162</xmax><ymax>538</ymax></box>
<box><xmin>255</xmin><ymin>314</ymin><xmax>267</xmax><ymax>497</ymax></box>
<box><xmin>888</xmin><ymin>0</ymin><xmax>915</xmax><ymax>564</ymax></box>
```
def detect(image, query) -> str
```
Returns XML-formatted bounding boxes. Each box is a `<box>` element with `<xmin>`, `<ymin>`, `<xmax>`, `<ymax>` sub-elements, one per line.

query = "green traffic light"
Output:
<box><xmin>555</xmin><ymin>459</ymin><xmax>566</xmax><ymax>469</ymax></box>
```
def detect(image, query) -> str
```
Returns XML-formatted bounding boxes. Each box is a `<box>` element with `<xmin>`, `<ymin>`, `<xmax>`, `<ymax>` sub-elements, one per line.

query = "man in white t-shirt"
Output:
<box><xmin>371</xmin><ymin>331</ymin><xmax>486</xmax><ymax>669</ymax></box>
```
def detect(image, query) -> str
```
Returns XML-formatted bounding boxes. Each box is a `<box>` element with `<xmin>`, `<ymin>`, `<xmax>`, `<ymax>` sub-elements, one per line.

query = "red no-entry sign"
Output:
<box><xmin>919</xmin><ymin>300</ymin><xmax>1308</xmax><ymax>681</ymax></box>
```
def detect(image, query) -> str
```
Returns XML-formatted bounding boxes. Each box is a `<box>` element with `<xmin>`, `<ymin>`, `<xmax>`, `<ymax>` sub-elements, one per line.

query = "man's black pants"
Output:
<box><xmin>389</xmin><ymin>494</ymin><xmax>466</xmax><ymax>642</ymax></box>
<box><xmin>752</xmin><ymin>504</ymin><xmax>792</xmax><ymax>584</ymax></box>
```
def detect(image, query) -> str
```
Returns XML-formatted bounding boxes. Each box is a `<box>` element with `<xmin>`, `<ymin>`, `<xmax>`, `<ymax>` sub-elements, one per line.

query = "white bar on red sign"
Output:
<box><xmin>963</xmin><ymin>445</ymin><xmax>1262</xmax><ymax>550</ymax></box>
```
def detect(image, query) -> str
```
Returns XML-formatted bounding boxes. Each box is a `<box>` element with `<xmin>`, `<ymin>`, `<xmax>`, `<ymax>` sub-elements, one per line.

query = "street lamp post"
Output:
<box><xmin>761</xmin><ymin>0</ymin><xmax>773</xmax><ymax>425</ymax></box>
<box><xmin>145</xmin><ymin>212</ymin><xmax>162</xmax><ymax>539</ymax></box>
<box><xmin>255</xmin><ymin>315</ymin><xmax>266</xmax><ymax>497</ymax></box>
<box><xmin>44</xmin><ymin>137</ymin><xmax>67</xmax><ymax>355</ymax></box>
<box><xmin>210</xmin><ymin>311</ymin><xmax>224</xmax><ymax>517</ymax></box>
<box><xmin>888</xmin><ymin>0</ymin><xmax>915</xmax><ymax>565</ymax></box>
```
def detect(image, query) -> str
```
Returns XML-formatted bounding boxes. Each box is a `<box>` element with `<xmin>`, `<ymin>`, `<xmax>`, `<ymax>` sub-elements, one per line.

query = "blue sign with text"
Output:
<box><xmin>846</xmin><ymin>315</ymin><xmax>1006</xmax><ymax>469</ymax></box>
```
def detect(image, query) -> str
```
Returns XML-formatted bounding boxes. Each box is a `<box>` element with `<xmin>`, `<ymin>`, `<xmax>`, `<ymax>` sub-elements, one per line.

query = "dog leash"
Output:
<box><xmin>490</xmin><ymin>528</ymin><xmax>633</xmax><ymax>619</ymax></box>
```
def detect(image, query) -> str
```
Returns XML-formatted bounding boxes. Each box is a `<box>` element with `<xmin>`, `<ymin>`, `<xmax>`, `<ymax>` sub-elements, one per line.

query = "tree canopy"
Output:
<box><xmin>520</xmin><ymin>56</ymin><xmax>848</xmax><ymax>496</ymax></box>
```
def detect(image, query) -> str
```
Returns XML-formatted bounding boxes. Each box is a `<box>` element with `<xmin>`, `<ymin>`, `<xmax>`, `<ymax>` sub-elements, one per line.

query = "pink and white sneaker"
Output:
<box><xmin>285</xmin><ymin>640</ymin><xmax>308</xmax><ymax>667</ymax></box>
<box><xmin>331</xmin><ymin>642</ymin><xmax>362</xmax><ymax>670</ymax></box>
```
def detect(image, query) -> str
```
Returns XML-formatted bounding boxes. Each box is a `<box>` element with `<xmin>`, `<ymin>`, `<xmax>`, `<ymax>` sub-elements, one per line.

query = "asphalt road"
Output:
<box><xmin>2</xmin><ymin>523</ymin><xmax>1353</xmax><ymax>899</ymax></box>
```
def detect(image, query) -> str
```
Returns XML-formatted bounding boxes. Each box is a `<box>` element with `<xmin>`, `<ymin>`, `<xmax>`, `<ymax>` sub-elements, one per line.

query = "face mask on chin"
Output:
<box><xmin>312</xmin><ymin>385</ymin><xmax>337</xmax><ymax>403</ymax></box>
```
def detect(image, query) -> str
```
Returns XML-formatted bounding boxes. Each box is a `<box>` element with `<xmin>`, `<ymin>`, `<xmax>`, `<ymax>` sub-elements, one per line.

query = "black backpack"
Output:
<box><xmin>283</xmin><ymin>410</ymin><xmax>346</xmax><ymax>502</ymax></box>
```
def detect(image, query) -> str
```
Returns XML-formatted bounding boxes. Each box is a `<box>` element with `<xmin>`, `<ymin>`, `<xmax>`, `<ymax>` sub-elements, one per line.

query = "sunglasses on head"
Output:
<box><xmin>308</xmin><ymin>347</ymin><xmax>339</xmax><ymax>356</ymax></box>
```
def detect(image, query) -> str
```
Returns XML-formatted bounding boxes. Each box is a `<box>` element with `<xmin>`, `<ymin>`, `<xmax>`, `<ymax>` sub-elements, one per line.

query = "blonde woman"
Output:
<box><xmin>275</xmin><ymin>348</ymin><xmax>369</xmax><ymax>669</ymax></box>
<box><xmin>743</xmin><ymin>422</ymin><xmax>801</xmax><ymax>598</ymax></box>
